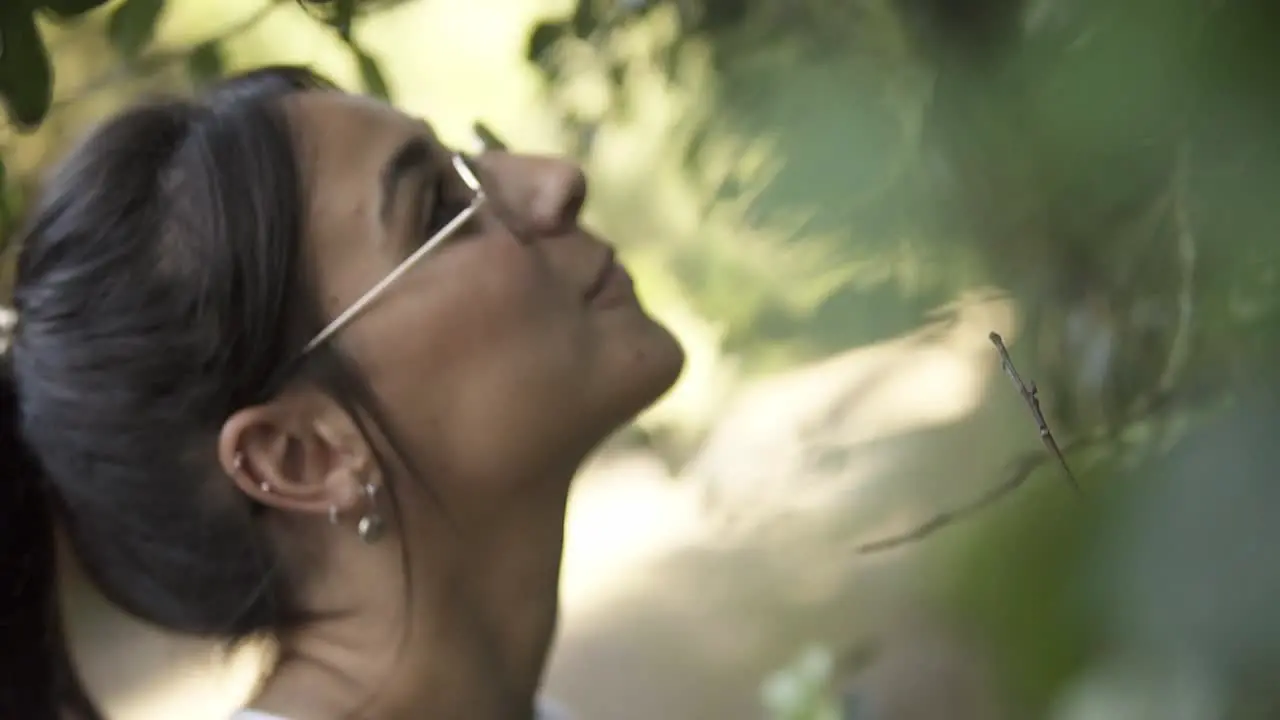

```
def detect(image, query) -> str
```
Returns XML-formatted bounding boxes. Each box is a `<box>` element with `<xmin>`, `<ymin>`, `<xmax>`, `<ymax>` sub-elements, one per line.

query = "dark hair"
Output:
<box><xmin>0</xmin><ymin>66</ymin><xmax>347</xmax><ymax>719</ymax></box>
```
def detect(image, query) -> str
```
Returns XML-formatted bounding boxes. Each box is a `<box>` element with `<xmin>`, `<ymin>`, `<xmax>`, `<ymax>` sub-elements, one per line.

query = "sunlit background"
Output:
<box><xmin>5</xmin><ymin>0</ymin><xmax>1280</xmax><ymax>718</ymax></box>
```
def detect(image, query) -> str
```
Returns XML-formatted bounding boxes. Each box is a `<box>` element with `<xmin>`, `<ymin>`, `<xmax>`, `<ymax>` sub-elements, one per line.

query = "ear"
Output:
<box><xmin>216</xmin><ymin>389</ymin><xmax>379</xmax><ymax>519</ymax></box>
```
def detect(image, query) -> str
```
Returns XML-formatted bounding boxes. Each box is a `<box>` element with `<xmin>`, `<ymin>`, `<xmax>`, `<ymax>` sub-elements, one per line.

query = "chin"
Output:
<box><xmin>610</xmin><ymin>318</ymin><xmax>686</xmax><ymax>423</ymax></box>
<box><xmin>646</xmin><ymin>323</ymin><xmax>687</xmax><ymax>397</ymax></box>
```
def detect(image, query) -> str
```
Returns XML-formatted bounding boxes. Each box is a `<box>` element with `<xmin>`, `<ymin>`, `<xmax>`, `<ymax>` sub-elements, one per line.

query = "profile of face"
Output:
<box><xmin>220</xmin><ymin>90</ymin><xmax>684</xmax><ymax>527</ymax></box>
<box><xmin>1</xmin><ymin>69</ymin><xmax>683</xmax><ymax>718</ymax></box>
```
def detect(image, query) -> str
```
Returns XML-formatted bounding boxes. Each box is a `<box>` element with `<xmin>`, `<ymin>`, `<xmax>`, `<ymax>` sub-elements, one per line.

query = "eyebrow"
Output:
<box><xmin>380</xmin><ymin>136</ymin><xmax>434</xmax><ymax>225</ymax></box>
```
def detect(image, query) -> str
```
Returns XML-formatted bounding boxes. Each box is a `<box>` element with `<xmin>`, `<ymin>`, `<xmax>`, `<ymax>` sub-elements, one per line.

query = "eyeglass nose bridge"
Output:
<box><xmin>452</xmin><ymin>153</ymin><xmax>483</xmax><ymax>196</ymax></box>
<box><xmin>456</xmin><ymin>149</ymin><xmax>543</xmax><ymax>249</ymax></box>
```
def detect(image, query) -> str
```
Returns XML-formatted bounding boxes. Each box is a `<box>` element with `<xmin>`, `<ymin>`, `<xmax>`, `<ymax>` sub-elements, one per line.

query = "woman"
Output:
<box><xmin>0</xmin><ymin>65</ymin><xmax>684</xmax><ymax>719</ymax></box>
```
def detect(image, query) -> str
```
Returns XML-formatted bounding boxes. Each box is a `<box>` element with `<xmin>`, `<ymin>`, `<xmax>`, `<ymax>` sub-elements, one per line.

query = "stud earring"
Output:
<box><xmin>233</xmin><ymin>452</ymin><xmax>271</xmax><ymax>493</ymax></box>
<box><xmin>233</xmin><ymin>453</ymin><xmax>270</xmax><ymax>493</ymax></box>
<box><xmin>356</xmin><ymin>483</ymin><xmax>385</xmax><ymax>544</ymax></box>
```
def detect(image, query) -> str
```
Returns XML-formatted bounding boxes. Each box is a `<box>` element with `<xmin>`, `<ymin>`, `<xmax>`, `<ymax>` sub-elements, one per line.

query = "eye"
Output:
<box><xmin>422</xmin><ymin>175</ymin><xmax>476</xmax><ymax>238</ymax></box>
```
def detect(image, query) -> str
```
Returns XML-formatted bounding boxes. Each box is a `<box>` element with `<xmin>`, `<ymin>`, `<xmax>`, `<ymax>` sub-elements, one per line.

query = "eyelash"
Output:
<box><xmin>423</xmin><ymin>177</ymin><xmax>475</xmax><ymax>237</ymax></box>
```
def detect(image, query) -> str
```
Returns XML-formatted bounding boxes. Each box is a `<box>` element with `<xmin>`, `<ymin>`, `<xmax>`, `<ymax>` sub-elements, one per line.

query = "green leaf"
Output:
<box><xmin>525</xmin><ymin>21</ymin><xmax>567</xmax><ymax>63</ymax></box>
<box><xmin>38</xmin><ymin>0</ymin><xmax>112</xmax><ymax>19</ymax></box>
<box><xmin>332</xmin><ymin>0</ymin><xmax>356</xmax><ymax>41</ymax></box>
<box><xmin>296</xmin><ymin>0</ymin><xmax>359</xmax><ymax>39</ymax></box>
<box><xmin>570</xmin><ymin>0</ymin><xmax>596</xmax><ymax>39</ymax></box>
<box><xmin>0</xmin><ymin>156</ymin><xmax>9</xmax><ymax>239</ymax></box>
<box><xmin>186</xmin><ymin>40</ymin><xmax>223</xmax><ymax>86</ymax></box>
<box><xmin>107</xmin><ymin>0</ymin><xmax>165</xmax><ymax>60</ymax></box>
<box><xmin>0</xmin><ymin>4</ymin><xmax>54</xmax><ymax>129</ymax></box>
<box><xmin>0</xmin><ymin>154</ymin><xmax>19</xmax><ymax>257</ymax></box>
<box><xmin>354</xmin><ymin>47</ymin><xmax>390</xmax><ymax>101</ymax></box>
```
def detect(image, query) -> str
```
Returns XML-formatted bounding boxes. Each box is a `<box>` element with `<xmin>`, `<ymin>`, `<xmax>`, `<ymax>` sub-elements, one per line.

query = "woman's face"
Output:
<box><xmin>286</xmin><ymin>91</ymin><xmax>684</xmax><ymax>497</ymax></box>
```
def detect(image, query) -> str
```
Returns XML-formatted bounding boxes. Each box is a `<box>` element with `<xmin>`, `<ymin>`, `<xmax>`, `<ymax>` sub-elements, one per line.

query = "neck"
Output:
<box><xmin>252</xmin><ymin>479</ymin><xmax>570</xmax><ymax>720</ymax></box>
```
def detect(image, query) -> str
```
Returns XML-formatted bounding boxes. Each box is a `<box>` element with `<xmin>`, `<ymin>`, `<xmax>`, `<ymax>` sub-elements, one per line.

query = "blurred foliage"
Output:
<box><xmin>6</xmin><ymin>0</ymin><xmax>1280</xmax><ymax>717</ymax></box>
<box><xmin>0</xmin><ymin>0</ymin><xmax>400</xmax><ymax>242</ymax></box>
<box><xmin>524</xmin><ymin>0</ymin><xmax>971</xmax><ymax>367</ymax></box>
<box><xmin>761</xmin><ymin>645</ymin><xmax>842</xmax><ymax>720</ymax></box>
<box><xmin>523</xmin><ymin>0</ymin><xmax>1280</xmax><ymax>426</ymax></box>
<box><xmin>516</xmin><ymin>0</ymin><xmax>1280</xmax><ymax>716</ymax></box>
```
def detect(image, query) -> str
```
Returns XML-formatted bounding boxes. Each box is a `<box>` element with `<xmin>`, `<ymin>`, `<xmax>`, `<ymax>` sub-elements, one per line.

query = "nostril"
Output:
<box><xmin>564</xmin><ymin>172</ymin><xmax>587</xmax><ymax>220</ymax></box>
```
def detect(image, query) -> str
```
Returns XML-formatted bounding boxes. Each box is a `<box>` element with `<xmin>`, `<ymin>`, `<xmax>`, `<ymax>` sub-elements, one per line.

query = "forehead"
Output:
<box><xmin>284</xmin><ymin>90</ymin><xmax>439</xmax><ymax>176</ymax></box>
<box><xmin>280</xmin><ymin>91</ymin><xmax>441</xmax><ymax>319</ymax></box>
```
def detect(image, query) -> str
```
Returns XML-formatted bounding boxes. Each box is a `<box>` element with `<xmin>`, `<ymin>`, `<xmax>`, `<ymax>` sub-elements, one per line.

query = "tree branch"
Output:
<box><xmin>988</xmin><ymin>331</ymin><xmax>1085</xmax><ymax>498</ymax></box>
<box><xmin>857</xmin><ymin>448</ymin><xmax>1044</xmax><ymax>554</ymax></box>
<box><xmin>855</xmin><ymin>330</ymin><xmax>1088</xmax><ymax>554</ymax></box>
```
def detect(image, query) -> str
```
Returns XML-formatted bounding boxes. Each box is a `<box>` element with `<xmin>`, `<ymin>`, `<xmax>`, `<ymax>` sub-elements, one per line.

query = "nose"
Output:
<box><xmin>478</xmin><ymin>153</ymin><xmax>587</xmax><ymax>239</ymax></box>
<box><xmin>531</xmin><ymin>159</ymin><xmax>587</xmax><ymax>231</ymax></box>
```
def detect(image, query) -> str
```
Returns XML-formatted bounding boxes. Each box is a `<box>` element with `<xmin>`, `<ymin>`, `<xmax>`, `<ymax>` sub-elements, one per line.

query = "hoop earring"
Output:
<box><xmin>233</xmin><ymin>452</ymin><xmax>271</xmax><ymax>494</ymax></box>
<box><xmin>356</xmin><ymin>483</ymin><xmax>385</xmax><ymax>544</ymax></box>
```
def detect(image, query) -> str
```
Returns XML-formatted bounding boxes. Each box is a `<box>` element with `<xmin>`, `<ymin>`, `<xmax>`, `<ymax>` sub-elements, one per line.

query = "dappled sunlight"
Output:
<box><xmin>9</xmin><ymin>0</ymin><xmax>1202</xmax><ymax>716</ymax></box>
<box><xmin>789</xmin><ymin>291</ymin><xmax>1017</xmax><ymax>445</ymax></box>
<box><xmin>560</xmin><ymin>451</ymin><xmax>702</xmax><ymax>610</ymax></box>
<box><xmin>97</xmin><ymin>648</ymin><xmax>263</xmax><ymax>720</ymax></box>
<box><xmin>632</xmin><ymin>271</ymin><xmax>737</xmax><ymax>439</ymax></box>
<box><xmin>72</xmin><ymin>601</ymin><xmax>267</xmax><ymax>720</ymax></box>
<box><xmin>360</xmin><ymin>0</ymin><xmax>571</xmax><ymax>145</ymax></box>
<box><xmin>542</xmin><ymin>294</ymin><xmax>1036</xmax><ymax>719</ymax></box>
<box><xmin>683</xmin><ymin>292</ymin><xmax>1020</xmax><ymax>520</ymax></box>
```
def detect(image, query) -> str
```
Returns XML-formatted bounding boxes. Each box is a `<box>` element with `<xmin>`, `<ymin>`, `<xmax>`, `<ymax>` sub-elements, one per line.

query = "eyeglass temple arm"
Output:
<box><xmin>301</xmin><ymin>155</ymin><xmax>484</xmax><ymax>354</ymax></box>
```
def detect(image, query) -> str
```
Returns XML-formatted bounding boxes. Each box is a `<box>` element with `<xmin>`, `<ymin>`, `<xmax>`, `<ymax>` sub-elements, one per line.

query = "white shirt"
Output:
<box><xmin>232</xmin><ymin>696</ymin><xmax>574</xmax><ymax>720</ymax></box>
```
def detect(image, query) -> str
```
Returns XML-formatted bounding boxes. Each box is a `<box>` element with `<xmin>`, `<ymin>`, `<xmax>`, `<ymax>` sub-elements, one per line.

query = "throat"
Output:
<box><xmin>253</xmin><ymin>514</ymin><xmax>567</xmax><ymax>720</ymax></box>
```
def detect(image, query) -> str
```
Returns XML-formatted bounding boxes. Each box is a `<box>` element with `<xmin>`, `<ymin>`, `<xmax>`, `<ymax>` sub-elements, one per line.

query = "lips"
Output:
<box><xmin>583</xmin><ymin>248</ymin><xmax>618</xmax><ymax>303</ymax></box>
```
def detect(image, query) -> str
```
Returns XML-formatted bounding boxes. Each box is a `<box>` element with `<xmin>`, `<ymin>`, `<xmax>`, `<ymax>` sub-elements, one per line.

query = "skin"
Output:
<box><xmin>213</xmin><ymin>91</ymin><xmax>685</xmax><ymax>719</ymax></box>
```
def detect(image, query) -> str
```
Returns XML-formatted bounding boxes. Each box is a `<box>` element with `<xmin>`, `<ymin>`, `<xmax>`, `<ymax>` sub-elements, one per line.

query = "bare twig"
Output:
<box><xmin>855</xmin><ymin>449</ymin><xmax>1051</xmax><ymax>553</ymax></box>
<box><xmin>988</xmin><ymin>331</ymin><xmax>1085</xmax><ymax>498</ymax></box>
<box><xmin>853</xmin><ymin>331</ymin><xmax>1088</xmax><ymax>554</ymax></box>
<box><xmin>854</xmin><ymin>433</ymin><xmax>1106</xmax><ymax>554</ymax></box>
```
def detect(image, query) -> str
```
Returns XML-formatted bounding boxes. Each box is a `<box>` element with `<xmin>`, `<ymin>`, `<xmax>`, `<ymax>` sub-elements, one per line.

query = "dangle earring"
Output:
<box><xmin>356</xmin><ymin>483</ymin><xmax>385</xmax><ymax>544</ymax></box>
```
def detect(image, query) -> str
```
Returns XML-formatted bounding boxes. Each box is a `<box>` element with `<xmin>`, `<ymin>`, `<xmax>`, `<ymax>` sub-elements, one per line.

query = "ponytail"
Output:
<box><xmin>0</xmin><ymin>354</ymin><xmax>101</xmax><ymax>720</ymax></box>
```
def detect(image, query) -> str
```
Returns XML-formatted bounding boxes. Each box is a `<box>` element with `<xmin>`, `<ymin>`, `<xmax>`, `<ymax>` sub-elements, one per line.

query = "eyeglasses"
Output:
<box><xmin>300</xmin><ymin>123</ymin><xmax>508</xmax><ymax>356</ymax></box>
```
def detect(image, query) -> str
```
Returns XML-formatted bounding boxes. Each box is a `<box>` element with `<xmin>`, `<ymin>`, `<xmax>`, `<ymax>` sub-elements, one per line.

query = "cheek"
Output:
<box><xmin>434</xmin><ymin>301</ymin><xmax>596</xmax><ymax>476</ymax></box>
<box><xmin>358</xmin><ymin>244</ymin><xmax>554</xmax><ymax>366</ymax></box>
<box><xmin>353</xmin><ymin>250</ymin><xmax>592</xmax><ymax>478</ymax></box>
